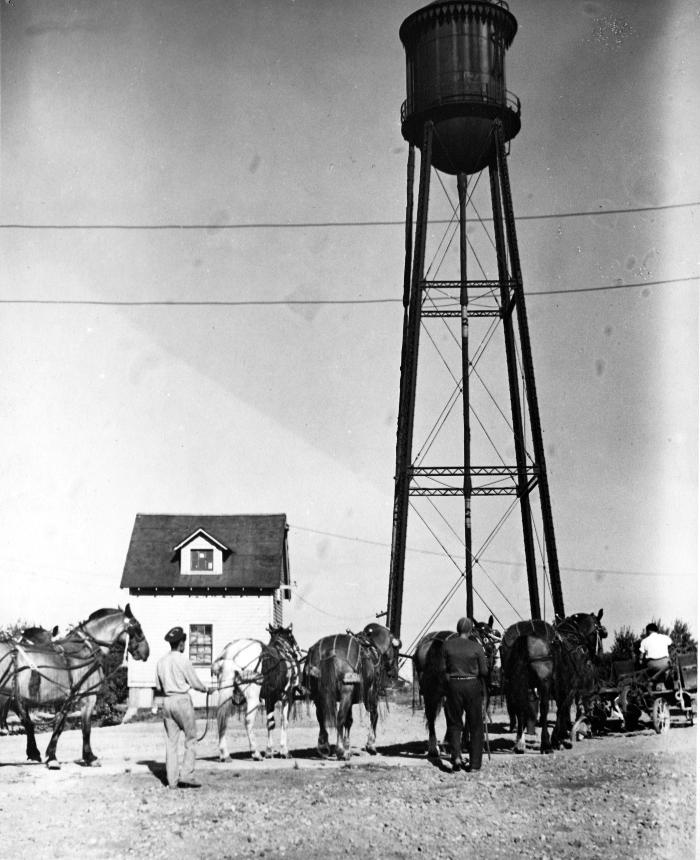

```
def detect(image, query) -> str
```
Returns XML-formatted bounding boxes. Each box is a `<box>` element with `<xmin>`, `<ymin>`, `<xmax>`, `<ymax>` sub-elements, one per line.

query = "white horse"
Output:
<box><xmin>211</xmin><ymin>624</ymin><xmax>303</xmax><ymax>761</ymax></box>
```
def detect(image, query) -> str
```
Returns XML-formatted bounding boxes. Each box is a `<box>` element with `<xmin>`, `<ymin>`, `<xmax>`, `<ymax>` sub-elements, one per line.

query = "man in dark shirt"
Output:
<box><xmin>441</xmin><ymin>617</ymin><xmax>489</xmax><ymax>772</ymax></box>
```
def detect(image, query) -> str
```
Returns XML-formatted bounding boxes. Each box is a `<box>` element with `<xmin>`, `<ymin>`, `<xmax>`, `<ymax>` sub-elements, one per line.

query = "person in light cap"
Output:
<box><xmin>441</xmin><ymin>617</ymin><xmax>489</xmax><ymax>772</ymax></box>
<box><xmin>155</xmin><ymin>626</ymin><xmax>210</xmax><ymax>789</ymax></box>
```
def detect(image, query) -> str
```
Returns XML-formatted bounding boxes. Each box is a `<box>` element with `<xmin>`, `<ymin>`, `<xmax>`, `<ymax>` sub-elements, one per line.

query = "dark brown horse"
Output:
<box><xmin>550</xmin><ymin>611</ymin><xmax>608</xmax><ymax>745</ymax></box>
<box><xmin>212</xmin><ymin>624</ymin><xmax>304</xmax><ymax>761</ymax></box>
<box><xmin>0</xmin><ymin>626</ymin><xmax>59</xmax><ymax>734</ymax></box>
<box><xmin>304</xmin><ymin>623</ymin><xmax>401</xmax><ymax>760</ymax></box>
<box><xmin>413</xmin><ymin>617</ymin><xmax>500</xmax><ymax>759</ymax></box>
<box><xmin>0</xmin><ymin>606</ymin><xmax>149</xmax><ymax>768</ymax></box>
<box><xmin>500</xmin><ymin>609</ymin><xmax>606</xmax><ymax>754</ymax></box>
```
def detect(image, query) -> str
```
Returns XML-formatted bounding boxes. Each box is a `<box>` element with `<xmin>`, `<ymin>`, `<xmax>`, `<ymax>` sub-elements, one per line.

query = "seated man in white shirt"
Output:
<box><xmin>638</xmin><ymin>623</ymin><xmax>674</xmax><ymax>679</ymax></box>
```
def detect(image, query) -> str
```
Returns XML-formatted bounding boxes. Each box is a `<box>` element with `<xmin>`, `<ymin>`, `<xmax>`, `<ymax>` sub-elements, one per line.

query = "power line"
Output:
<box><xmin>289</xmin><ymin>524</ymin><xmax>695</xmax><ymax>579</ymax></box>
<box><xmin>0</xmin><ymin>274</ymin><xmax>696</xmax><ymax>308</ymax></box>
<box><xmin>0</xmin><ymin>201</ymin><xmax>696</xmax><ymax>231</ymax></box>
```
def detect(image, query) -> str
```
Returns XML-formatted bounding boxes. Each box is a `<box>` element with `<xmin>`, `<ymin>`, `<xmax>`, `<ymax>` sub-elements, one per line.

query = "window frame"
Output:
<box><xmin>188</xmin><ymin>623</ymin><xmax>213</xmax><ymax>666</ymax></box>
<box><xmin>190</xmin><ymin>548</ymin><xmax>214</xmax><ymax>572</ymax></box>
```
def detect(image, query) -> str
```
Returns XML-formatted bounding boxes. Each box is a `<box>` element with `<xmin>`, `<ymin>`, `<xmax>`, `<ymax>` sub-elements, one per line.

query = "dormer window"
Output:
<box><xmin>173</xmin><ymin>528</ymin><xmax>229</xmax><ymax>576</ymax></box>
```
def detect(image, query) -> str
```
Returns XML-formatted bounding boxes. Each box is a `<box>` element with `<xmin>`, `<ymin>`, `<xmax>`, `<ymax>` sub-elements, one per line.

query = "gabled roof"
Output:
<box><xmin>120</xmin><ymin>513</ymin><xmax>288</xmax><ymax>593</ymax></box>
<box><xmin>171</xmin><ymin>528</ymin><xmax>229</xmax><ymax>553</ymax></box>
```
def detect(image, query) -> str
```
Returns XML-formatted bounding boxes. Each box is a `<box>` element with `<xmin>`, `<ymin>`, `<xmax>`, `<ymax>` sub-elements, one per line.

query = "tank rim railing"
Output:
<box><xmin>421</xmin><ymin>0</ymin><xmax>511</xmax><ymax>11</ymax></box>
<box><xmin>401</xmin><ymin>88</ymin><xmax>520</xmax><ymax>124</ymax></box>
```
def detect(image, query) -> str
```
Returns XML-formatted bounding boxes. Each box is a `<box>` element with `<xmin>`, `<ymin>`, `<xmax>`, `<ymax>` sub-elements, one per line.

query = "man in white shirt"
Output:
<box><xmin>638</xmin><ymin>623</ymin><xmax>674</xmax><ymax>677</ymax></box>
<box><xmin>156</xmin><ymin>626</ymin><xmax>209</xmax><ymax>789</ymax></box>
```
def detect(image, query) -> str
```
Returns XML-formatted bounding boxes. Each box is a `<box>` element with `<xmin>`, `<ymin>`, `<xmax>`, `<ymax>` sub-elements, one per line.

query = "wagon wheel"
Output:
<box><xmin>618</xmin><ymin>687</ymin><xmax>641</xmax><ymax>731</ymax></box>
<box><xmin>652</xmin><ymin>698</ymin><xmax>671</xmax><ymax>734</ymax></box>
<box><xmin>679</xmin><ymin>691</ymin><xmax>694</xmax><ymax>726</ymax></box>
<box><xmin>570</xmin><ymin>715</ymin><xmax>591</xmax><ymax>743</ymax></box>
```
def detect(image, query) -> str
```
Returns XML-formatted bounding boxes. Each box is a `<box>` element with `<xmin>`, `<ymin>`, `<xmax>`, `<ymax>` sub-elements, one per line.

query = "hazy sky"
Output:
<box><xmin>0</xmin><ymin>0</ymin><xmax>697</xmax><ymax>653</ymax></box>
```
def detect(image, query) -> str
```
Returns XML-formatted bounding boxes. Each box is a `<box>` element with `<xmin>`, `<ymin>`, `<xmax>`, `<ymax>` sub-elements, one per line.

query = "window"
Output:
<box><xmin>189</xmin><ymin>624</ymin><xmax>213</xmax><ymax>665</ymax></box>
<box><xmin>190</xmin><ymin>549</ymin><xmax>214</xmax><ymax>571</ymax></box>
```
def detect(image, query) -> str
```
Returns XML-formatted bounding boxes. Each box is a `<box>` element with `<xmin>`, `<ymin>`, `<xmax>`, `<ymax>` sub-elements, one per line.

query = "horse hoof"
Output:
<box><xmin>251</xmin><ymin>752</ymin><xmax>263</xmax><ymax>762</ymax></box>
<box><xmin>365</xmin><ymin>745</ymin><xmax>377</xmax><ymax>756</ymax></box>
<box><xmin>282</xmin><ymin>751</ymin><xmax>293</xmax><ymax>760</ymax></box>
<box><xmin>85</xmin><ymin>759</ymin><xmax>101</xmax><ymax>768</ymax></box>
<box><xmin>562</xmin><ymin>740</ymin><xmax>572</xmax><ymax>750</ymax></box>
<box><xmin>46</xmin><ymin>759</ymin><xmax>61</xmax><ymax>770</ymax></box>
<box><xmin>514</xmin><ymin>748</ymin><xmax>525</xmax><ymax>755</ymax></box>
<box><xmin>541</xmin><ymin>748</ymin><xmax>554</xmax><ymax>755</ymax></box>
<box><xmin>27</xmin><ymin>754</ymin><xmax>42</xmax><ymax>764</ymax></box>
<box><xmin>317</xmin><ymin>744</ymin><xmax>330</xmax><ymax>759</ymax></box>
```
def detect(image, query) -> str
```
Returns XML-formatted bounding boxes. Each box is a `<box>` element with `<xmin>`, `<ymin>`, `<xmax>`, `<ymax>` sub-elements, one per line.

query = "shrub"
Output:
<box><xmin>94</xmin><ymin>641</ymin><xmax>129</xmax><ymax>725</ymax></box>
<box><xmin>669</xmin><ymin>619</ymin><xmax>697</xmax><ymax>653</ymax></box>
<box><xmin>608</xmin><ymin>626</ymin><xmax>638</xmax><ymax>662</ymax></box>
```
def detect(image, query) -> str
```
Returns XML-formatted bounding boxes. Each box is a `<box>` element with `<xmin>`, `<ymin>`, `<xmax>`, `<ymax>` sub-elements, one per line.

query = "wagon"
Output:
<box><xmin>570</xmin><ymin>651</ymin><xmax>697</xmax><ymax>741</ymax></box>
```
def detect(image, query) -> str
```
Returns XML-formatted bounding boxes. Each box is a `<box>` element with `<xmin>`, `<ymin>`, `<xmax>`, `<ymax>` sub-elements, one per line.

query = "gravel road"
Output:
<box><xmin>0</xmin><ymin>702</ymin><xmax>695</xmax><ymax>859</ymax></box>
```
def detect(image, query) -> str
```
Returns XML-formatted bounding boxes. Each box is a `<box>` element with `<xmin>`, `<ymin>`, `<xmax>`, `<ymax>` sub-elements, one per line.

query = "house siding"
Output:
<box><xmin>125</xmin><ymin>593</ymin><xmax>278</xmax><ymax>709</ymax></box>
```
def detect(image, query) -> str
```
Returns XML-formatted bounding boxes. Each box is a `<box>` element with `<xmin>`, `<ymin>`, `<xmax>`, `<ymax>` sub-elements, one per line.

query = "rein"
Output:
<box><xmin>200</xmin><ymin>632</ymin><xmax>304</xmax><ymax>742</ymax></box>
<box><xmin>0</xmin><ymin>613</ymin><xmax>138</xmax><ymax>707</ymax></box>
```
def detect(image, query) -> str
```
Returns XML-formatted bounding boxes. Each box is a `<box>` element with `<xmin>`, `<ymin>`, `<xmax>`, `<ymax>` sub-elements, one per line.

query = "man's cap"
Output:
<box><xmin>457</xmin><ymin>617</ymin><xmax>473</xmax><ymax>635</ymax></box>
<box><xmin>164</xmin><ymin>626</ymin><xmax>186</xmax><ymax>644</ymax></box>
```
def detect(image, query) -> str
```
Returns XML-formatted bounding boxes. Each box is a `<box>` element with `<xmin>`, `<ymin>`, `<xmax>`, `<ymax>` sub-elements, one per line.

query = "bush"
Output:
<box><xmin>94</xmin><ymin>642</ymin><xmax>129</xmax><ymax>725</ymax></box>
<box><xmin>608</xmin><ymin>618</ymin><xmax>697</xmax><ymax>665</ymax></box>
<box><xmin>608</xmin><ymin>626</ymin><xmax>638</xmax><ymax>662</ymax></box>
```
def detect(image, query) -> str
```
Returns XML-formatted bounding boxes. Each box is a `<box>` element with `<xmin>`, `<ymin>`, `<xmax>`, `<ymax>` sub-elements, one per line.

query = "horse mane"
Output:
<box><xmin>85</xmin><ymin>607</ymin><xmax>122</xmax><ymax>622</ymax></box>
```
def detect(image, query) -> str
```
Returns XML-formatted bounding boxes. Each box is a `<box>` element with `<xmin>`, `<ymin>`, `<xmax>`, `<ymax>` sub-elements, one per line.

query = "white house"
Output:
<box><xmin>120</xmin><ymin>512</ymin><xmax>291</xmax><ymax>710</ymax></box>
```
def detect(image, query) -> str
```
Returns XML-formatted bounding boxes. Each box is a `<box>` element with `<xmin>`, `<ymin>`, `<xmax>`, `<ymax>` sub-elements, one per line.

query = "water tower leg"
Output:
<box><xmin>493</xmin><ymin>121</ymin><xmax>565</xmax><ymax>620</ymax></box>
<box><xmin>458</xmin><ymin>172</ymin><xmax>474</xmax><ymax>620</ymax></box>
<box><xmin>488</xmin><ymin>149</ymin><xmax>541</xmax><ymax>621</ymax></box>
<box><xmin>387</xmin><ymin>122</ymin><xmax>434</xmax><ymax>639</ymax></box>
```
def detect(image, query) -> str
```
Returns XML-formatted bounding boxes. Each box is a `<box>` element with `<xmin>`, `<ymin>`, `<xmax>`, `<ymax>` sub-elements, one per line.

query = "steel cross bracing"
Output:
<box><xmin>409</xmin><ymin>465</ymin><xmax>539</xmax><ymax>496</ymax></box>
<box><xmin>387</xmin><ymin>119</ymin><xmax>565</xmax><ymax>639</ymax></box>
<box><xmin>421</xmin><ymin>280</ymin><xmax>512</xmax><ymax>318</ymax></box>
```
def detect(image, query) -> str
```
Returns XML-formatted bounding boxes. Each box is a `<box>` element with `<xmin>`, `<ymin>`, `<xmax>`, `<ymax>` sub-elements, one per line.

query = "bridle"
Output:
<box><xmin>73</xmin><ymin>613</ymin><xmax>146</xmax><ymax>662</ymax></box>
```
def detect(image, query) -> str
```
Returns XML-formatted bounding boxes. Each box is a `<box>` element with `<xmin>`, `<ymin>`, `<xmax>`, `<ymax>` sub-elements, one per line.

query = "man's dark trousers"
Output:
<box><xmin>444</xmin><ymin>678</ymin><xmax>484</xmax><ymax>770</ymax></box>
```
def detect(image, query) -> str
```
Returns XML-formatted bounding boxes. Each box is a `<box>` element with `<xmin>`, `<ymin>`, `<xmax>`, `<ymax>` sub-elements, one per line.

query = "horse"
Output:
<box><xmin>303</xmin><ymin>623</ymin><xmax>401</xmax><ymax>761</ymax></box>
<box><xmin>0</xmin><ymin>606</ymin><xmax>149</xmax><ymax>768</ymax></box>
<box><xmin>500</xmin><ymin>609</ymin><xmax>606</xmax><ymax>754</ymax></box>
<box><xmin>212</xmin><ymin>624</ymin><xmax>304</xmax><ymax>761</ymax></box>
<box><xmin>550</xmin><ymin>610</ymin><xmax>608</xmax><ymax>746</ymax></box>
<box><xmin>412</xmin><ymin>616</ymin><xmax>500</xmax><ymax>759</ymax></box>
<box><xmin>0</xmin><ymin>626</ymin><xmax>59</xmax><ymax>734</ymax></box>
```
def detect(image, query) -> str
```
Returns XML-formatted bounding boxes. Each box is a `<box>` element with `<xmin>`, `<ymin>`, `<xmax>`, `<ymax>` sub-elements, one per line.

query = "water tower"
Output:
<box><xmin>386</xmin><ymin>0</ymin><xmax>565</xmax><ymax>638</ymax></box>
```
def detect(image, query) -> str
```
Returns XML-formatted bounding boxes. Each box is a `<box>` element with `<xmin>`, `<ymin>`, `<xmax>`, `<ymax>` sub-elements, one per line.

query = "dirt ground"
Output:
<box><xmin>0</xmin><ymin>702</ymin><xmax>696</xmax><ymax>859</ymax></box>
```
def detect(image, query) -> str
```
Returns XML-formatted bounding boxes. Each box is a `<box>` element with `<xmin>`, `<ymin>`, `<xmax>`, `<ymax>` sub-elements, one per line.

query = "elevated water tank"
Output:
<box><xmin>400</xmin><ymin>0</ymin><xmax>521</xmax><ymax>175</ymax></box>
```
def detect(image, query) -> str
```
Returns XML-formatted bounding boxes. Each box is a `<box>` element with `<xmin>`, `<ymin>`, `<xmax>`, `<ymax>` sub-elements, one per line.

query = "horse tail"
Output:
<box><xmin>319</xmin><ymin>655</ymin><xmax>340</xmax><ymax>731</ymax></box>
<box><xmin>501</xmin><ymin>637</ymin><xmax>529</xmax><ymax>715</ymax></box>
<box><xmin>260</xmin><ymin>645</ymin><xmax>288</xmax><ymax>706</ymax></box>
<box><xmin>421</xmin><ymin>638</ymin><xmax>446</xmax><ymax>728</ymax></box>
<box><xmin>216</xmin><ymin>694</ymin><xmax>234</xmax><ymax>738</ymax></box>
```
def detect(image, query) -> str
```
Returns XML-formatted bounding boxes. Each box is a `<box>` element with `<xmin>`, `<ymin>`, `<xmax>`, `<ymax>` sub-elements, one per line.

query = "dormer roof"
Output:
<box><xmin>171</xmin><ymin>528</ymin><xmax>229</xmax><ymax>554</ymax></box>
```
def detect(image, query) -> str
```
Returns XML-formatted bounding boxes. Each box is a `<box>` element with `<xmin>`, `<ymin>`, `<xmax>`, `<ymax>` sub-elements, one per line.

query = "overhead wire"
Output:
<box><xmin>289</xmin><ymin>524</ymin><xmax>695</xmax><ymax>578</ymax></box>
<box><xmin>0</xmin><ymin>275</ymin><xmax>696</xmax><ymax>307</ymax></box>
<box><xmin>1</xmin><ymin>200</ymin><xmax>692</xmax><ymax>231</ymax></box>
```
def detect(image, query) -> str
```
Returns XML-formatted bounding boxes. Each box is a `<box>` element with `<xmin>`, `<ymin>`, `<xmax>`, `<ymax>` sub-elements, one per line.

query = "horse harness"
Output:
<box><xmin>311</xmin><ymin>631</ymin><xmax>384</xmax><ymax>686</ymax></box>
<box><xmin>223</xmin><ymin>634</ymin><xmax>303</xmax><ymax>704</ymax></box>
<box><xmin>0</xmin><ymin>619</ymin><xmax>135</xmax><ymax>706</ymax></box>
